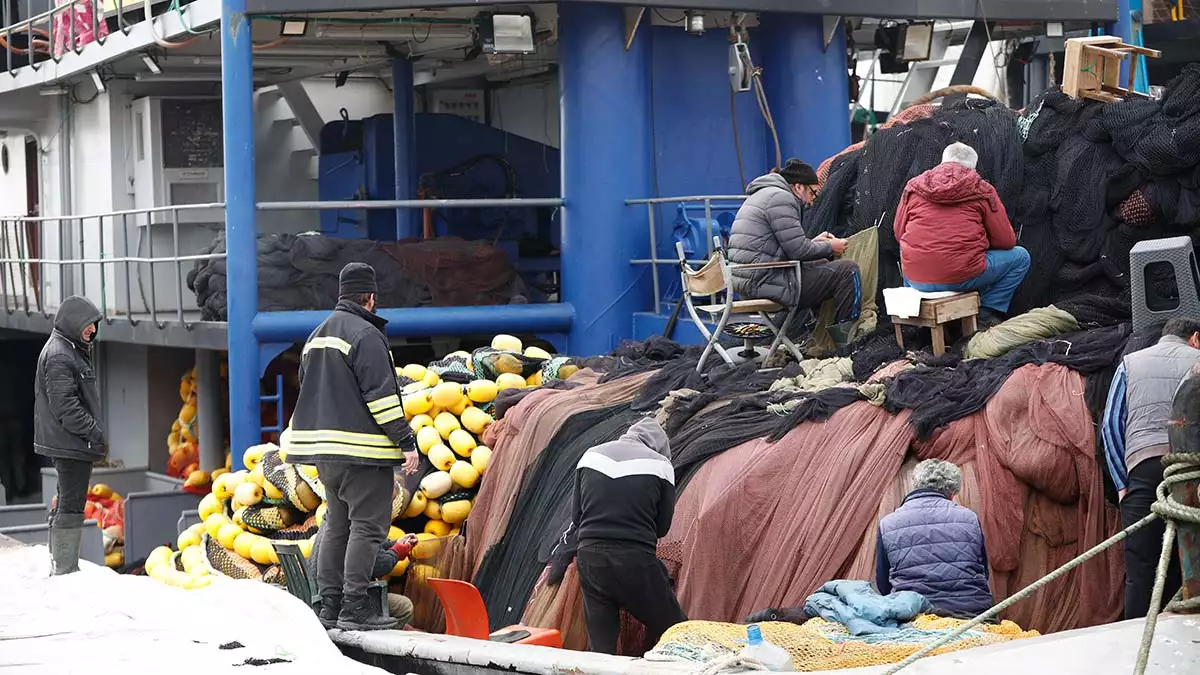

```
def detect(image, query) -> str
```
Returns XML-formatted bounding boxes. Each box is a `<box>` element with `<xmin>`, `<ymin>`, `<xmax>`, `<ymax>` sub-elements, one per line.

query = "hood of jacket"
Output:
<box><xmin>620</xmin><ymin>417</ymin><xmax>670</xmax><ymax>458</ymax></box>
<box><xmin>745</xmin><ymin>172</ymin><xmax>794</xmax><ymax>196</ymax></box>
<box><xmin>907</xmin><ymin>162</ymin><xmax>990</xmax><ymax>205</ymax></box>
<box><xmin>54</xmin><ymin>296</ymin><xmax>102</xmax><ymax>345</ymax></box>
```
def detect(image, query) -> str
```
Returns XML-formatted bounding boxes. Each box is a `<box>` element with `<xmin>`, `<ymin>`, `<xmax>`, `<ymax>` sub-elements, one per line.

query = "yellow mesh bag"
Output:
<box><xmin>270</xmin><ymin>516</ymin><xmax>319</xmax><ymax>541</ymax></box>
<box><xmin>203</xmin><ymin>532</ymin><xmax>267</xmax><ymax>581</ymax></box>
<box><xmin>648</xmin><ymin>617</ymin><xmax>1039</xmax><ymax>671</ymax></box>
<box><xmin>261</xmin><ymin>448</ymin><xmax>323</xmax><ymax>513</ymax></box>
<box><xmin>241</xmin><ymin>504</ymin><xmax>297</xmax><ymax>534</ymax></box>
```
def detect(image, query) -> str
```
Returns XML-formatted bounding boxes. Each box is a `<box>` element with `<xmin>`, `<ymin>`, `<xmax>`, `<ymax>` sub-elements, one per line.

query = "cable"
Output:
<box><xmin>730</xmin><ymin>88</ymin><xmax>747</xmax><ymax>189</ymax></box>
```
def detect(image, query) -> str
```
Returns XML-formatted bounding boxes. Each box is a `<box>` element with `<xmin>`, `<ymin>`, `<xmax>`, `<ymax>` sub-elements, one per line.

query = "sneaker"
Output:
<box><xmin>336</xmin><ymin>595</ymin><xmax>399</xmax><ymax>632</ymax></box>
<box><xmin>318</xmin><ymin>596</ymin><xmax>341</xmax><ymax>630</ymax></box>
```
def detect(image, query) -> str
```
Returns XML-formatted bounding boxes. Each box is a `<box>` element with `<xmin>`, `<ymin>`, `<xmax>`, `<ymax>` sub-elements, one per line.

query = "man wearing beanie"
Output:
<box><xmin>286</xmin><ymin>261</ymin><xmax>420</xmax><ymax>632</ymax></box>
<box><xmin>728</xmin><ymin>159</ymin><xmax>863</xmax><ymax>349</ymax></box>
<box><xmin>894</xmin><ymin>142</ymin><xmax>1029</xmax><ymax>325</ymax></box>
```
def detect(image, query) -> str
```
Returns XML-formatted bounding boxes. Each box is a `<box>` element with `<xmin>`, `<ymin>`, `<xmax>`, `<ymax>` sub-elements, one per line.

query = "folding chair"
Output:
<box><xmin>675</xmin><ymin>237</ymin><xmax>805</xmax><ymax>372</ymax></box>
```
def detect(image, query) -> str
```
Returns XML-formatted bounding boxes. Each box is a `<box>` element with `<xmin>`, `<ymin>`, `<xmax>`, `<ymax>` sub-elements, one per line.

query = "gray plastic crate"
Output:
<box><xmin>1130</xmin><ymin>236</ymin><xmax>1200</xmax><ymax>331</ymax></box>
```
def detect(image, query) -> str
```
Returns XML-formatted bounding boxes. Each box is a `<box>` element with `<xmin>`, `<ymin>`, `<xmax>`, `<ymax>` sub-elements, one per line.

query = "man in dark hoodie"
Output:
<box><xmin>894</xmin><ymin>142</ymin><xmax>1030</xmax><ymax>324</ymax></box>
<box><xmin>728</xmin><ymin>159</ymin><xmax>862</xmax><ymax>348</ymax></box>
<box><xmin>34</xmin><ymin>295</ymin><xmax>105</xmax><ymax>575</ymax></box>
<box><xmin>572</xmin><ymin>417</ymin><xmax>685</xmax><ymax>654</ymax></box>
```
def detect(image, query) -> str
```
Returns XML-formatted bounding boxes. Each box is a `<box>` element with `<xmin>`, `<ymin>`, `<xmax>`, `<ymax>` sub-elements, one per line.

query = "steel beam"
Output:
<box><xmin>274</xmin><ymin>81</ymin><xmax>326</xmax><ymax>152</ymax></box>
<box><xmin>251</xmin><ymin>304</ymin><xmax>575</xmax><ymax>343</ymax></box>
<box><xmin>246</xmin><ymin>0</ymin><xmax>1117</xmax><ymax>23</ymax></box>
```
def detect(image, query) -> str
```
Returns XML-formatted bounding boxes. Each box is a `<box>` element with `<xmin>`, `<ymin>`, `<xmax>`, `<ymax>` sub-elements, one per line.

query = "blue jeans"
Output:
<box><xmin>905</xmin><ymin>247</ymin><xmax>1031</xmax><ymax>313</ymax></box>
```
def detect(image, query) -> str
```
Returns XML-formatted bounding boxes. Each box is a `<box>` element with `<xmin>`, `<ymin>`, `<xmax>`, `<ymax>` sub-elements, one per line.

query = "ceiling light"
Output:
<box><xmin>141</xmin><ymin>54</ymin><xmax>161</xmax><ymax>75</ymax></box>
<box><xmin>685</xmin><ymin>11</ymin><xmax>705</xmax><ymax>35</ymax></box>
<box><xmin>91</xmin><ymin>71</ymin><xmax>106</xmax><ymax>93</ymax></box>
<box><xmin>480</xmin><ymin>13</ymin><xmax>534</xmax><ymax>55</ymax></box>
<box><xmin>280</xmin><ymin>18</ymin><xmax>309</xmax><ymax>37</ymax></box>
<box><xmin>1045</xmin><ymin>22</ymin><xmax>1064</xmax><ymax>38</ymax></box>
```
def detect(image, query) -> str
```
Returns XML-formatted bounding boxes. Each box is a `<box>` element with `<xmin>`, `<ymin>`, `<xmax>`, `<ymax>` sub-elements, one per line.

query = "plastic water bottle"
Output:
<box><xmin>739</xmin><ymin>624</ymin><xmax>792</xmax><ymax>671</ymax></box>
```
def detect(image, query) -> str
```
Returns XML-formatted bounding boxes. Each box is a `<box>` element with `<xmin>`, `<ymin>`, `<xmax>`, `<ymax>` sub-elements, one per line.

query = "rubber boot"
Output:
<box><xmin>827</xmin><ymin>321</ymin><xmax>858</xmax><ymax>351</ymax></box>
<box><xmin>49</xmin><ymin>512</ymin><xmax>84</xmax><ymax>576</ymax></box>
<box><xmin>336</xmin><ymin>595</ymin><xmax>398</xmax><ymax>632</ymax></box>
<box><xmin>318</xmin><ymin>595</ymin><xmax>342</xmax><ymax>630</ymax></box>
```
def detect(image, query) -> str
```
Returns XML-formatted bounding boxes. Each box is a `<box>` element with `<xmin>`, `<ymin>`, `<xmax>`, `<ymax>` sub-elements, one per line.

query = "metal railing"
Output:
<box><xmin>626</xmin><ymin>195</ymin><xmax>747</xmax><ymax>315</ymax></box>
<box><xmin>0</xmin><ymin>197</ymin><xmax>564</xmax><ymax>332</ymax></box>
<box><xmin>0</xmin><ymin>202</ymin><xmax>226</xmax><ymax>328</ymax></box>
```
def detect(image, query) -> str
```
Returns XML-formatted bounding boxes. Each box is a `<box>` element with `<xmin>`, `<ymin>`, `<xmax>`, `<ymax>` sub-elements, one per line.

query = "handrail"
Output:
<box><xmin>625</xmin><ymin>195</ymin><xmax>747</xmax><ymax>314</ymax></box>
<box><xmin>256</xmin><ymin>198</ymin><xmax>563</xmax><ymax>210</ymax></box>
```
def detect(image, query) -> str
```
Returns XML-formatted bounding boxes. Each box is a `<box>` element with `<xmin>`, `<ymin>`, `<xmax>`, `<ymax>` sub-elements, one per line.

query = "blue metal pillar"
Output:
<box><xmin>392</xmin><ymin>58</ymin><xmax>419</xmax><ymax>239</ymax></box>
<box><xmin>559</xmin><ymin>2</ymin><xmax>653</xmax><ymax>356</ymax></box>
<box><xmin>759</xmin><ymin>15</ymin><xmax>850</xmax><ymax>169</ymax></box>
<box><xmin>221</xmin><ymin>0</ymin><xmax>259</xmax><ymax>471</ymax></box>
<box><xmin>1115</xmin><ymin>0</ymin><xmax>1133</xmax><ymax>84</ymax></box>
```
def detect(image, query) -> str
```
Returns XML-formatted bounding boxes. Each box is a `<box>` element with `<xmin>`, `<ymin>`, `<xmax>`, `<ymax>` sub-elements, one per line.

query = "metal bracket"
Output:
<box><xmin>823</xmin><ymin>16</ymin><xmax>842</xmax><ymax>52</ymax></box>
<box><xmin>625</xmin><ymin>7</ymin><xmax>645</xmax><ymax>51</ymax></box>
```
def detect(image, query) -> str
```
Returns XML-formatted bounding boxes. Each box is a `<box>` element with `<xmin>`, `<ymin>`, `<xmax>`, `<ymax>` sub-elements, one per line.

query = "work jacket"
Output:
<box><xmin>727</xmin><ymin>173</ymin><xmax>834</xmax><ymax>307</ymax></box>
<box><xmin>286</xmin><ymin>299</ymin><xmax>416</xmax><ymax>466</ymax></box>
<box><xmin>894</xmin><ymin>162</ymin><xmax>1016</xmax><ymax>285</ymax></box>
<box><xmin>1123</xmin><ymin>335</ymin><xmax>1200</xmax><ymax>466</ymax></box>
<box><xmin>34</xmin><ymin>296</ymin><xmax>106</xmax><ymax>463</ymax></box>
<box><xmin>876</xmin><ymin>488</ymin><xmax>992</xmax><ymax>618</ymax></box>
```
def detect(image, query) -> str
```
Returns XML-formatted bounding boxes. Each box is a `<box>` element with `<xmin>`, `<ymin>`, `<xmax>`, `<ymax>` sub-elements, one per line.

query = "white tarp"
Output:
<box><xmin>0</xmin><ymin>544</ymin><xmax>386</xmax><ymax>674</ymax></box>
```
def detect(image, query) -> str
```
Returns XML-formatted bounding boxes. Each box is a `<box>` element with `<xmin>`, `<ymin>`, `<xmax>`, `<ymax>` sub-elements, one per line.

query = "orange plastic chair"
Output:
<box><xmin>427</xmin><ymin>578</ymin><xmax>563</xmax><ymax>648</ymax></box>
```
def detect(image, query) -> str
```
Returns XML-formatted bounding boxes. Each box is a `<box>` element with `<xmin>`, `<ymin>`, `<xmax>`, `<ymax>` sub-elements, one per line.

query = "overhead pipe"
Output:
<box><xmin>251</xmin><ymin>303</ymin><xmax>575</xmax><ymax>344</ymax></box>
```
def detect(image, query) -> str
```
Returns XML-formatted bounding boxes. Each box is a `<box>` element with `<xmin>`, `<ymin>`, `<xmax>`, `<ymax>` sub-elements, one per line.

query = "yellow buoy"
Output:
<box><xmin>449</xmin><ymin>461</ymin><xmax>480</xmax><ymax>489</ymax></box>
<box><xmin>404</xmin><ymin>491</ymin><xmax>427</xmax><ymax>519</ymax></box>
<box><xmin>441</xmin><ymin>499</ymin><xmax>472</xmax><ymax>525</ymax></box>
<box><xmin>466</xmin><ymin>379</ymin><xmax>499</xmax><ymax>404</ymax></box>
<box><xmin>389</xmin><ymin>557</ymin><xmax>410</xmax><ymax>577</ymax></box>
<box><xmin>198</xmin><ymin>493</ymin><xmax>221</xmax><ymax>521</ymax></box>
<box><xmin>448</xmin><ymin>429</ymin><xmax>477</xmax><ymax>457</ymax></box>
<box><xmin>460</xmin><ymin>407</ymin><xmax>493</xmax><ymax>436</ymax></box>
<box><xmin>429</xmin><ymin>444</ymin><xmax>456</xmax><ymax>471</ymax></box>
<box><xmin>524</xmin><ymin>346</ymin><xmax>552</xmax><ymax>360</ymax></box>
<box><xmin>432</xmin><ymin>382</ymin><xmax>466</xmax><ymax>410</ymax></box>
<box><xmin>424</xmin><ymin>499</ymin><xmax>442</xmax><ymax>521</ymax></box>
<box><xmin>205</xmin><ymin>513</ymin><xmax>232</xmax><ymax>539</ymax></box>
<box><xmin>401</xmin><ymin>363</ymin><xmax>428</xmax><ymax>382</ymax></box>
<box><xmin>416</xmin><ymin>426</ymin><xmax>442</xmax><ymax>454</ymax></box>
<box><xmin>403</xmin><ymin>389</ymin><xmax>434</xmax><ymax>418</ymax></box>
<box><xmin>491</xmin><ymin>334</ymin><xmax>523</xmax><ymax>352</ymax></box>
<box><xmin>251</xmin><ymin>538</ymin><xmax>277</xmax><ymax>565</ymax></box>
<box><xmin>423</xmin><ymin>370</ymin><xmax>441</xmax><ymax>388</ymax></box>
<box><xmin>412</xmin><ymin>533</ymin><xmax>442</xmax><ymax>560</ymax></box>
<box><xmin>448</xmin><ymin>396</ymin><xmax>471</xmax><ymax>416</ymax></box>
<box><xmin>409</xmin><ymin>414</ymin><xmax>434</xmax><ymax>432</ymax></box>
<box><xmin>233</xmin><ymin>482</ymin><xmax>263</xmax><ymax>507</ymax></box>
<box><xmin>496</xmin><ymin>373</ymin><xmax>526</xmax><ymax>391</ymax></box>
<box><xmin>233</xmin><ymin>532</ymin><xmax>257</xmax><ymax>560</ymax></box>
<box><xmin>388</xmin><ymin>525</ymin><xmax>406</xmax><ymax>540</ymax></box>
<box><xmin>526</xmin><ymin>371</ymin><xmax>544</xmax><ymax>387</ymax></box>
<box><xmin>424</xmin><ymin>519</ymin><xmax>452</xmax><ymax>537</ymax></box>
<box><xmin>217</xmin><ymin>523</ymin><xmax>243</xmax><ymax>550</ymax></box>
<box><xmin>471</xmin><ymin>446</ymin><xmax>492</xmax><ymax>475</ymax></box>
<box><xmin>434</xmin><ymin>412</ymin><xmax>461</xmax><ymax>440</ymax></box>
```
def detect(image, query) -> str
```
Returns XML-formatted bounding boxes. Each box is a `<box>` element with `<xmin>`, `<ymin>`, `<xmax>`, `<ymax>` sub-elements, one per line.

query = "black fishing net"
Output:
<box><xmin>473</xmin><ymin>405</ymin><xmax>641</xmax><ymax>630</ymax></box>
<box><xmin>187</xmin><ymin>233</ymin><xmax>528</xmax><ymax>321</ymax></box>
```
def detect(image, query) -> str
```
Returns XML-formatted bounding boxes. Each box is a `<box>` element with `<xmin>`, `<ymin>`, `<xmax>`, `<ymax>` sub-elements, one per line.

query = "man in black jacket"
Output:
<box><xmin>286</xmin><ymin>262</ymin><xmax>419</xmax><ymax>631</ymax></box>
<box><xmin>572</xmin><ymin>417</ymin><xmax>686</xmax><ymax>654</ymax></box>
<box><xmin>34</xmin><ymin>295</ymin><xmax>104</xmax><ymax>575</ymax></box>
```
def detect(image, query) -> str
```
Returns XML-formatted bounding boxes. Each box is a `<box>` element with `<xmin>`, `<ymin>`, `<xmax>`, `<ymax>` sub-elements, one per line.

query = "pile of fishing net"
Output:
<box><xmin>645</xmin><ymin>617</ymin><xmax>1038</xmax><ymax>671</ymax></box>
<box><xmin>187</xmin><ymin>233</ymin><xmax>528</xmax><ymax>321</ymax></box>
<box><xmin>809</xmin><ymin>64</ymin><xmax>1200</xmax><ymax>314</ymax></box>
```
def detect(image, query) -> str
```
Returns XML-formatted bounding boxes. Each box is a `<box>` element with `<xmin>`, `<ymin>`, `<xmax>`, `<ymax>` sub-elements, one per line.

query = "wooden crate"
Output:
<box><xmin>1063</xmin><ymin>36</ymin><xmax>1161</xmax><ymax>103</ymax></box>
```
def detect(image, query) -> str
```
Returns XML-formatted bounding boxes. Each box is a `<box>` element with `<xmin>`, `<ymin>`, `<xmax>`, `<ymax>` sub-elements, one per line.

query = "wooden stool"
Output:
<box><xmin>891</xmin><ymin>292</ymin><xmax>980</xmax><ymax>356</ymax></box>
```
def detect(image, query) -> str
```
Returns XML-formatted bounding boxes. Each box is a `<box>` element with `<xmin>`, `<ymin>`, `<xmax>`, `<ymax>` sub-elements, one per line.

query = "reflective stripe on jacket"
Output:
<box><xmin>287</xmin><ymin>300</ymin><xmax>416</xmax><ymax>466</ymax></box>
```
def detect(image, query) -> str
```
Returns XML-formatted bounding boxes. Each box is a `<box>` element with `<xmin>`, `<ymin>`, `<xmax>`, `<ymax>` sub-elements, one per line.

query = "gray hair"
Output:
<box><xmin>941</xmin><ymin>142</ymin><xmax>979</xmax><ymax>170</ymax></box>
<box><xmin>912</xmin><ymin>459</ymin><xmax>962</xmax><ymax>498</ymax></box>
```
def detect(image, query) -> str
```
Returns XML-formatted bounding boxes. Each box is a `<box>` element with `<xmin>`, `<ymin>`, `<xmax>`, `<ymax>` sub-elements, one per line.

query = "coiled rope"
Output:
<box><xmin>882</xmin><ymin>451</ymin><xmax>1200</xmax><ymax>675</ymax></box>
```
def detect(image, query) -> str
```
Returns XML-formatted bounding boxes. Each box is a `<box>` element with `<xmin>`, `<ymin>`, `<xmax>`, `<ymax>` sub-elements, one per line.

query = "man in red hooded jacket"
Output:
<box><xmin>894</xmin><ymin>142</ymin><xmax>1030</xmax><ymax>323</ymax></box>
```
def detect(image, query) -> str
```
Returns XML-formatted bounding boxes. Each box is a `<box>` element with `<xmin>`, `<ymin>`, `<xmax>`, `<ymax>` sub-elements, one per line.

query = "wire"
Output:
<box><xmin>652</xmin><ymin>9</ymin><xmax>687</xmax><ymax>24</ymax></box>
<box><xmin>730</xmin><ymin>88</ymin><xmax>747</xmax><ymax>189</ymax></box>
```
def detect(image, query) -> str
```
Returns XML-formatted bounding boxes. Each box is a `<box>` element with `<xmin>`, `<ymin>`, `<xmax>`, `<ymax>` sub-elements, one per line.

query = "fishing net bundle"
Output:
<box><xmin>645</xmin><ymin>617</ymin><xmax>1038</xmax><ymax>671</ymax></box>
<box><xmin>470</xmin><ymin>347</ymin><xmax>547</xmax><ymax>381</ymax></box>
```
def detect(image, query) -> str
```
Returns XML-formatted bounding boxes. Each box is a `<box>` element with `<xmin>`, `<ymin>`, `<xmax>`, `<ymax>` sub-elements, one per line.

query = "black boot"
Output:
<box><xmin>318</xmin><ymin>595</ymin><xmax>342</xmax><ymax>630</ymax></box>
<box><xmin>336</xmin><ymin>594</ymin><xmax>398</xmax><ymax>632</ymax></box>
<box><xmin>49</xmin><ymin>513</ymin><xmax>84</xmax><ymax>576</ymax></box>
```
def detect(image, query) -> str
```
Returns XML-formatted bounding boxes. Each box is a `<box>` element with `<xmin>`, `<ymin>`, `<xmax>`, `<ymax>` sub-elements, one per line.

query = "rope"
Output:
<box><xmin>1134</xmin><ymin>452</ymin><xmax>1200</xmax><ymax>674</ymax></box>
<box><xmin>884</xmin><ymin>451</ymin><xmax>1200</xmax><ymax>675</ymax></box>
<box><xmin>696</xmin><ymin>654</ymin><xmax>768</xmax><ymax>675</ymax></box>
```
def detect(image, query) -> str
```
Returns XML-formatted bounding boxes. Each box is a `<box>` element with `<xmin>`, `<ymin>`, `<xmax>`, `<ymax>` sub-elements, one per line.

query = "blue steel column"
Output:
<box><xmin>221</xmin><ymin>0</ymin><xmax>259</xmax><ymax>470</ymax></box>
<box><xmin>759</xmin><ymin>15</ymin><xmax>850</xmax><ymax>168</ymax></box>
<box><xmin>393</xmin><ymin>58</ymin><xmax>419</xmax><ymax>239</ymax></box>
<box><xmin>559</xmin><ymin>3</ymin><xmax>653</xmax><ymax>356</ymax></box>
<box><xmin>1114</xmin><ymin>0</ymin><xmax>1133</xmax><ymax>84</ymax></box>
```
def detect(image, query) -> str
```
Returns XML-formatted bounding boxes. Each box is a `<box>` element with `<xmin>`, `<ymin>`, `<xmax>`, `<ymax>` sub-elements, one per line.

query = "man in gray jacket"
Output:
<box><xmin>34</xmin><ymin>295</ymin><xmax>105</xmax><ymax>575</ymax></box>
<box><xmin>1101</xmin><ymin>317</ymin><xmax>1200</xmax><ymax>618</ymax></box>
<box><xmin>727</xmin><ymin>159</ymin><xmax>861</xmax><ymax>348</ymax></box>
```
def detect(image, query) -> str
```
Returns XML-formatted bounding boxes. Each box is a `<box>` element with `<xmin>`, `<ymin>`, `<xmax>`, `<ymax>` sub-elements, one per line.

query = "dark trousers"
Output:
<box><xmin>50</xmin><ymin>458</ymin><xmax>92</xmax><ymax>528</ymax></box>
<box><xmin>315</xmin><ymin>463</ymin><xmax>393</xmax><ymax>601</ymax></box>
<box><xmin>577</xmin><ymin>542</ymin><xmax>687</xmax><ymax>655</ymax></box>
<box><xmin>797</xmin><ymin>259</ymin><xmax>861</xmax><ymax>324</ymax></box>
<box><xmin>1122</xmin><ymin>459</ymin><xmax>1182</xmax><ymax>620</ymax></box>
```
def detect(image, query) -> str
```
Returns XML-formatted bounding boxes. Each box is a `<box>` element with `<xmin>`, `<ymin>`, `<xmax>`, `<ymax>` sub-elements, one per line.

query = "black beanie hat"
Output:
<box><xmin>777</xmin><ymin>158</ymin><xmax>819</xmax><ymax>186</ymax></box>
<box><xmin>339</xmin><ymin>262</ymin><xmax>378</xmax><ymax>298</ymax></box>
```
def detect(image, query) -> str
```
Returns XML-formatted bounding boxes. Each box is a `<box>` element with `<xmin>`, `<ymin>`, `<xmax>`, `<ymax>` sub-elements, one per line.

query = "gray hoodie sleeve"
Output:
<box><xmin>762</xmin><ymin>190</ymin><xmax>833</xmax><ymax>262</ymax></box>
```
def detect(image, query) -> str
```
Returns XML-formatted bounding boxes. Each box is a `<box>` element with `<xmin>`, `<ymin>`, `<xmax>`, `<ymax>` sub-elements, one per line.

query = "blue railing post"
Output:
<box><xmin>392</xmin><ymin>58</ymin><xmax>419</xmax><ymax>240</ymax></box>
<box><xmin>221</xmin><ymin>0</ymin><xmax>259</xmax><ymax>471</ymax></box>
<box><xmin>559</xmin><ymin>2</ymin><xmax>654</xmax><ymax>355</ymax></box>
<box><xmin>760</xmin><ymin>14</ymin><xmax>850</xmax><ymax>169</ymax></box>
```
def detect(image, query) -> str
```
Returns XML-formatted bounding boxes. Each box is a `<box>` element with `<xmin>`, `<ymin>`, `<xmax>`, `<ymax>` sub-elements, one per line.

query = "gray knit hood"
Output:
<box><xmin>620</xmin><ymin>417</ymin><xmax>671</xmax><ymax>458</ymax></box>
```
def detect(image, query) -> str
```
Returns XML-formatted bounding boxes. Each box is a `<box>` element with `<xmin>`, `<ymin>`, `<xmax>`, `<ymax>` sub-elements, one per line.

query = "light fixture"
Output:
<box><xmin>141</xmin><ymin>54</ymin><xmax>161</xmax><ymax>75</ymax></box>
<box><xmin>1045</xmin><ymin>22</ymin><xmax>1064</xmax><ymax>38</ymax></box>
<box><xmin>280</xmin><ymin>18</ymin><xmax>309</xmax><ymax>37</ymax></box>
<box><xmin>39</xmin><ymin>86</ymin><xmax>68</xmax><ymax>96</ymax></box>
<box><xmin>479</xmin><ymin>13</ymin><xmax>535</xmax><ymax>55</ymax></box>
<box><xmin>900</xmin><ymin>21</ymin><xmax>934</xmax><ymax>62</ymax></box>
<box><xmin>685</xmin><ymin>11</ymin><xmax>705</xmax><ymax>35</ymax></box>
<box><xmin>91</xmin><ymin>71</ymin><xmax>106</xmax><ymax>93</ymax></box>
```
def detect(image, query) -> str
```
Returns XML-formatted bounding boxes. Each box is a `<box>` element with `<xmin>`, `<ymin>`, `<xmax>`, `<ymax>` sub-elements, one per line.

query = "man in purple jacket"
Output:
<box><xmin>876</xmin><ymin>459</ymin><xmax>993</xmax><ymax>619</ymax></box>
